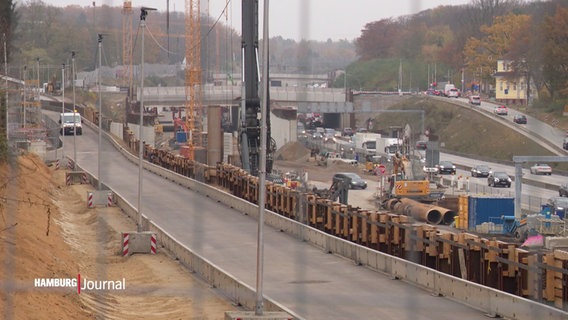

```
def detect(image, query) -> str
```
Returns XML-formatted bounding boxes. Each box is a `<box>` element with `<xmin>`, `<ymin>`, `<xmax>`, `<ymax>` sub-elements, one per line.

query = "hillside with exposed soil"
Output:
<box><xmin>0</xmin><ymin>154</ymin><xmax>237</xmax><ymax>319</ymax></box>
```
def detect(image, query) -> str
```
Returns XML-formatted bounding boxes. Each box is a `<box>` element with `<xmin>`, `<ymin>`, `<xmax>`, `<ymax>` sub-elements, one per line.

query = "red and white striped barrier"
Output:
<box><xmin>87</xmin><ymin>192</ymin><xmax>94</xmax><ymax>208</ymax></box>
<box><xmin>150</xmin><ymin>234</ymin><xmax>157</xmax><ymax>254</ymax></box>
<box><xmin>107</xmin><ymin>192</ymin><xmax>114</xmax><ymax>207</ymax></box>
<box><xmin>66</xmin><ymin>174</ymin><xmax>71</xmax><ymax>186</ymax></box>
<box><xmin>67</xmin><ymin>159</ymin><xmax>74</xmax><ymax>170</ymax></box>
<box><xmin>55</xmin><ymin>159</ymin><xmax>60</xmax><ymax>170</ymax></box>
<box><xmin>82</xmin><ymin>173</ymin><xmax>89</xmax><ymax>184</ymax></box>
<box><xmin>122</xmin><ymin>233</ymin><xmax>130</xmax><ymax>256</ymax></box>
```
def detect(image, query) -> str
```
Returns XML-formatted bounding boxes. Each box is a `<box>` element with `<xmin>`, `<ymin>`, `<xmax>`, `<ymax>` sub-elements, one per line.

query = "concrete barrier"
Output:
<box><xmin>76</xmin><ymin>165</ymin><xmax>300</xmax><ymax>319</ymax></box>
<box><xmin>80</xmin><ymin>123</ymin><xmax>568</xmax><ymax>320</ymax></box>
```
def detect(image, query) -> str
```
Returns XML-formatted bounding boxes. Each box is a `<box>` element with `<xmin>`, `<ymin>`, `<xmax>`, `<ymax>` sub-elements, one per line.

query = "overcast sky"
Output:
<box><xmin>38</xmin><ymin>0</ymin><xmax>473</xmax><ymax>41</ymax></box>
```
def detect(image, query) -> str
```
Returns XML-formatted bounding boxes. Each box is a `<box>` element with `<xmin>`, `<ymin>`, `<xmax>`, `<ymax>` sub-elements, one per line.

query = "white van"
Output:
<box><xmin>444</xmin><ymin>84</ymin><xmax>456</xmax><ymax>97</ymax></box>
<box><xmin>60</xmin><ymin>112</ymin><xmax>83</xmax><ymax>135</ymax></box>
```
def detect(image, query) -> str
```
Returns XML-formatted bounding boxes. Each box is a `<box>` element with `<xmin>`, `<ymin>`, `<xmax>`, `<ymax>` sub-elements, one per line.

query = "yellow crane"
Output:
<box><xmin>121</xmin><ymin>0</ymin><xmax>133</xmax><ymax>94</ymax></box>
<box><xmin>184</xmin><ymin>0</ymin><xmax>202</xmax><ymax>161</ymax></box>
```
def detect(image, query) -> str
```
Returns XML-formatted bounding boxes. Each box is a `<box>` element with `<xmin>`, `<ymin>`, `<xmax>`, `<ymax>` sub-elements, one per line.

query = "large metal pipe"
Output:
<box><xmin>440</xmin><ymin>208</ymin><xmax>458</xmax><ymax>225</ymax></box>
<box><xmin>397</xmin><ymin>198</ymin><xmax>444</xmax><ymax>225</ymax></box>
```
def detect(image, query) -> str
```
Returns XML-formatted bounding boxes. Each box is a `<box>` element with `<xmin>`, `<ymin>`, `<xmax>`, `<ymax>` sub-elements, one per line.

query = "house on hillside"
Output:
<box><xmin>493</xmin><ymin>59</ymin><xmax>537</xmax><ymax>105</ymax></box>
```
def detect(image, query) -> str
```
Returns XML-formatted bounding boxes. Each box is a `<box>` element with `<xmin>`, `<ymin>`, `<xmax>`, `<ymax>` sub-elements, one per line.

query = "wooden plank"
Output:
<box><xmin>458</xmin><ymin>248</ymin><xmax>467</xmax><ymax>280</ymax></box>
<box><xmin>545</xmin><ymin>254</ymin><xmax>556</xmax><ymax>302</ymax></box>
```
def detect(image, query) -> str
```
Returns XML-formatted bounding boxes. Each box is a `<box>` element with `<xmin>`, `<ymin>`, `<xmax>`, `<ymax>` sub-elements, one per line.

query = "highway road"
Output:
<box><xmin>60</xmin><ymin>115</ymin><xmax>488</xmax><ymax>319</ymax></box>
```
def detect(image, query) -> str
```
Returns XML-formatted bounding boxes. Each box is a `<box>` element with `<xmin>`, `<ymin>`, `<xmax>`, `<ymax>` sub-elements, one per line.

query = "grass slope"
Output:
<box><xmin>371</xmin><ymin>96</ymin><xmax>554</xmax><ymax>165</ymax></box>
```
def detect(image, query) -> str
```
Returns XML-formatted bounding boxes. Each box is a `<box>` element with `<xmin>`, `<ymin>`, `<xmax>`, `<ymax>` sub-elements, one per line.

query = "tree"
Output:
<box><xmin>0</xmin><ymin>0</ymin><xmax>18</xmax><ymax>66</ymax></box>
<box><xmin>542</xmin><ymin>6</ymin><xmax>568</xmax><ymax>99</ymax></box>
<box><xmin>463</xmin><ymin>13</ymin><xmax>531</xmax><ymax>89</ymax></box>
<box><xmin>355</xmin><ymin>19</ymin><xmax>400</xmax><ymax>60</ymax></box>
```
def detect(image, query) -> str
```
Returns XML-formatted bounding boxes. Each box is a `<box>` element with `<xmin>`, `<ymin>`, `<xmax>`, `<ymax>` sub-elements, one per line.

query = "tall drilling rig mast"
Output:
<box><xmin>122</xmin><ymin>0</ymin><xmax>133</xmax><ymax>96</ymax></box>
<box><xmin>240</xmin><ymin>0</ymin><xmax>274</xmax><ymax>176</ymax></box>
<box><xmin>184</xmin><ymin>0</ymin><xmax>203</xmax><ymax>161</ymax></box>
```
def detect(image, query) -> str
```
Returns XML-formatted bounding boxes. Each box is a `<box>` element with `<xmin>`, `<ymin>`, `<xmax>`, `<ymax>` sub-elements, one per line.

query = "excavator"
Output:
<box><xmin>383</xmin><ymin>126</ymin><xmax>444</xmax><ymax>203</ymax></box>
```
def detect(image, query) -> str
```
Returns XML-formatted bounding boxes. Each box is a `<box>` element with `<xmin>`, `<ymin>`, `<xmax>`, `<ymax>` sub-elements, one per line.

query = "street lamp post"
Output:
<box><xmin>61</xmin><ymin>63</ymin><xmax>65</xmax><ymax>159</ymax></box>
<box><xmin>138</xmin><ymin>7</ymin><xmax>156</xmax><ymax>232</ymax></box>
<box><xmin>23</xmin><ymin>65</ymin><xmax>26</xmax><ymax>128</ymax></box>
<box><xmin>72</xmin><ymin>51</ymin><xmax>77</xmax><ymax>170</ymax></box>
<box><xmin>4</xmin><ymin>33</ymin><xmax>7</xmax><ymax>140</ymax></box>
<box><xmin>97</xmin><ymin>34</ymin><xmax>103</xmax><ymax>191</ymax></box>
<box><xmin>255</xmin><ymin>0</ymin><xmax>269</xmax><ymax>315</ymax></box>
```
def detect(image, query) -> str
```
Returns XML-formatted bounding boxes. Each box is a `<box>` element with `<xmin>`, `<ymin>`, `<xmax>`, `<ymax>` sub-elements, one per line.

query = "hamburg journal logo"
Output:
<box><xmin>34</xmin><ymin>274</ymin><xmax>126</xmax><ymax>294</ymax></box>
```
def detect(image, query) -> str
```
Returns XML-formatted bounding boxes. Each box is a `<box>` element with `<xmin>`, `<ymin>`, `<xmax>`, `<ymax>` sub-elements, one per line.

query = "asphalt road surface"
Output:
<box><xmin>60</xmin><ymin>118</ymin><xmax>489</xmax><ymax>319</ymax></box>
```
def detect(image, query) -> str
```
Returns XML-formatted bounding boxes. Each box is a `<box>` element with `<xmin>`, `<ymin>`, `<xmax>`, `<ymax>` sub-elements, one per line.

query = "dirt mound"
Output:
<box><xmin>274</xmin><ymin>141</ymin><xmax>310</xmax><ymax>161</ymax></box>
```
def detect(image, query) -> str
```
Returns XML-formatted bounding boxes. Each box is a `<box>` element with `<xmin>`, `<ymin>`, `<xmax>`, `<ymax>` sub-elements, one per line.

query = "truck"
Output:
<box><xmin>316</xmin><ymin>151</ymin><xmax>358</xmax><ymax>167</ymax></box>
<box><xmin>352</xmin><ymin>132</ymin><xmax>381</xmax><ymax>158</ymax></box>
<box><xmin>376</xmin><ymin>137</ymin><xmax>401</xmax><ymax>159</ymax></box>
<box><xmin>60</xmin><ymin>112</ymin><xmax>83</xmax><ymax>135</ymax></box>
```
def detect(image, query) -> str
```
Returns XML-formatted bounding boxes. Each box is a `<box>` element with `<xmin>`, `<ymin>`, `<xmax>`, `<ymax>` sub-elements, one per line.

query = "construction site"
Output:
<box><xmin>3</xmin><ymin>0</ymin><xmax>568</xmax><ymax>319</ymax></box>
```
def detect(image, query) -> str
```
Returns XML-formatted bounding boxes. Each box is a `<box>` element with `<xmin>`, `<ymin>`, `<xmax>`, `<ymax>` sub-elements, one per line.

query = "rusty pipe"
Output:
<box><xmin>396</xmin><ymin>198</ymin><xmax>444</xmax><ymax>225</ymax></box>
<box><xmin>439</xmin><ymin>208</ymin><xmax>458</xmax><ymax>225</ymax></box>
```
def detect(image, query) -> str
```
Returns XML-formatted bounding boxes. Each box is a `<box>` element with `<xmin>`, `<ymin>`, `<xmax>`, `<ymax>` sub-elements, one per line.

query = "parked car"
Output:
<box><xmin>559</xmin><ymin>183</ymin><xmax>568</xmax><ymax>197</ymax></box>
<box><xmin>488</xmin><ymin>172</ymin><xmax>512</xmax><ymax>188</ymax></box>
<box><xmin>332</xmin><ymin>172</ymin><xmax>367</xmax><ymax>190</ymax></box>
<box><xmin>436</xmin><ymin>161</ymin><xmax>456</xmax><ymax>175</ymax></box>
<box><xmin>513</xmin><ymin>114</ymin><xmax>527</xmax><ymax>124</ymax></box>
<box><xmin>471</xmin><ymin>164</ymin><xmax>491</xmax><ymax>178</ymax></box>
<box><xmin>494</xmin><ymin>105</ymin><xmax>508</xmax><ymax>115</ymax></box>
<box><xmin>530</xmin><ymin>163</ymin><xmax>552</xmax><ymax>175</ymax></box>
<box><xmin>415</xmin><ymin>141</ymin><xmax>427</xmax><ymax>150</ymax></box>
<box><xmin>468</xmin><ymin>95</ymin><xmax>481</xmax><ymax>105</ymax></box>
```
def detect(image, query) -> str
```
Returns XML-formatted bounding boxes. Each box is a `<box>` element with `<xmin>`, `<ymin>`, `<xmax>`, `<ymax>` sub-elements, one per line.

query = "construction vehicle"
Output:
<box><xmin>311</xmin><ymin>175</ymin><xmax>351</xmax><ymax>205</ymax></box>
<box><xmin>378</xmin><ymin>125</ymin><xmax>446</xmax><ymax>205</ymax></box>
<box><xmin>316</xmin><ymin>151</ymin><xmax>358</xmax><ymax>167</ymax></box>
<box><xmin>496</xmin><ymin>209</ymin><xmax>565</xmax><ymax>242</ymax></box>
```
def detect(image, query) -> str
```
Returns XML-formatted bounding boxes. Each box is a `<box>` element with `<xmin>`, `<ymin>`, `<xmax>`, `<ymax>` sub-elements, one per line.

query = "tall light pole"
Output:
<box><xmin>97</xmin><ymin>34</ymin><xmax>103</xmax><ymax>190</ymax></box>
<box><xmin>72</xmin><ymin>51</ymin><xmax>77</xmax><ymax>170</ymax></box>
<box><xmin>256</xmin><ymin>0</ymin><xmax>269</xmax><ymax>315</ymax></box>
<box><xmin>61</xmin><ymin>63</ymin><xmax>65</xmax><ymax>159</ymax></box>
<box><xmin>4</xmin><ymin>33</ymin><xmax>8</xmax><ymax>140</ymax></box>
<box><xmin>138</xmin><ymin>7</ymin><xmax>156</xmax><ymax>232</ymax></box>
<box><xmin>36</xmin><ymin>58</ymin><xmax>40</xmax><ymax>124</ymax></box>
<box><xmin>23</xmin><ymin>65</ymin><xmax>26</xmax><ymax>128</ymax></box>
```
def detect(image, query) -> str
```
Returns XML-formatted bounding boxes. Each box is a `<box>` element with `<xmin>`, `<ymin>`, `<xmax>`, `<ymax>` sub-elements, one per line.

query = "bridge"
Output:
<box><xmin>138</xmin><ymin>85</ymin><xmax>353</xmax><ymax>112</ymax></box>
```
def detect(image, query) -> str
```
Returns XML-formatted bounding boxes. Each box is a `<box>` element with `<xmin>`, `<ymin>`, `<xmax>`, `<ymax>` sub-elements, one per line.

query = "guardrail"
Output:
<box><xmin>80</xmin><ymin>118</ymin><xmax>568</xmax><ymax>320</ymax></box>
